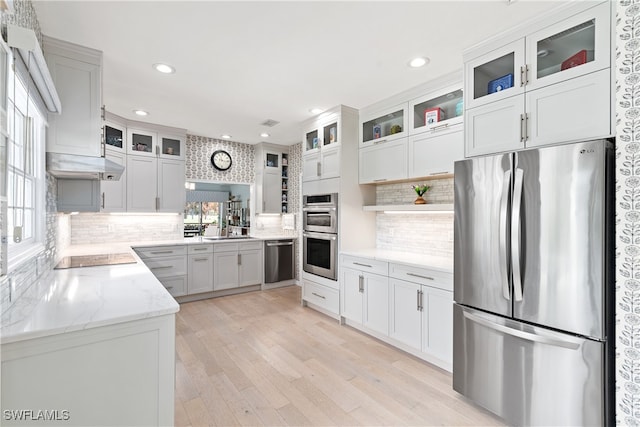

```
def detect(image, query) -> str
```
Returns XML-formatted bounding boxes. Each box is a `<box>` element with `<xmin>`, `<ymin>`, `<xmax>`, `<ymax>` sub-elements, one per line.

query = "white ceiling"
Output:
<box><xmin>32</xmin><ymin>0</ymin><xmax>571</xmax><ymax>146</ymax></box>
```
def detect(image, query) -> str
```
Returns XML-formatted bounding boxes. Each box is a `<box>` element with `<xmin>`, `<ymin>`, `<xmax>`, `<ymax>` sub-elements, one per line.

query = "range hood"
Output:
<box><xmin>46</xmin><ymin>153</ymin><xmax>124</xmax><ymax>181</ymax></box>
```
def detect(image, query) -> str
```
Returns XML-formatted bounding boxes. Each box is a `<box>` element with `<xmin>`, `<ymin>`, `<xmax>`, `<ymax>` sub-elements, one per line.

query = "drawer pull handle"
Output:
<box><xmin>429</xmin><ymin>171</ymin><xmax>449</xmax><ymax>176</ymax></box>
<box><xmin>353</xmin><ymin>262</ymin><xmax>372</xmax><ymax>268</ymax></box>
<box><xmin>193</xmin><ymin>257</ymin><xmax>208</xmax><ymax>262</ymax></box>
<box><xmin>166</xmin><ymin>286</ymin><xmax>174</xmax><ymax>290</ymax></box>
<box><xmin>193</xmin><ymin>247</ymin><xmax>208</xmax><ymax>251</ymax></box>
<box><xmin>373</xmin><ymin>178</ymin><xmax>387</xmax><ymax>182</ymax></box>
<box><xmin>311</xmin><ymin>292</ymin><xmax>326</xmax><ymax>300</ymax></box>
<box><xmin>429</xmin><ymin>123</ymin><xmax>449</xmax><ymax>132</ymax></box>
<box><xmin>151</xmin><ymin>251</ymin><xmax>173</xmax><ymax>255</ymax></box>
<box><xmin>151</xmin><ymin>265</ymin><xmax>173</xmax><ymax>270</ymax></box>
<box><xmin>407</xmin><ymin>272</ymin><xmax>434</xmax><ymax>280</ymax></box>
<box><xmin>373</xmin><ymin>138</ymin><xmax>387</xmax><ymax>145</ymax></box>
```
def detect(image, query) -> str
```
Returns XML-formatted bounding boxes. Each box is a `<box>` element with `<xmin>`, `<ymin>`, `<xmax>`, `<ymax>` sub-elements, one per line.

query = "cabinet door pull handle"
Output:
<box><xmin>523</xmin><ymin>113</ymin><xmax>528</xmax><ymax>142</ymax></box>
<box><xmin>156</xmin><ymin>197</ymin><xmax>160</xmax><ymax>211</ymax></box>
<box><xmin>520</xmin><ymin>66</ymin><xmax>526</xmax><ymax>87</ymax></box>
<box><xmin>358</xmin><ymin>275</ymin><xmax>364</xmax><ymax>293</ymax></box>
<box><xmin>373</xmin><ymin>178</ymin><xmax>387</xmax><ymax>182</ymax></box>
<box><xmin>237</xmin><ymin>254</ymin><xmax>241</xmax><ymax>265</ymax></box>
<box><xmin>520</xmin><ymin>114</ymin><xmax>525</xmax><ymax>142</ymax></box>
<box><xmin>373</xmin><ymin>138</ymin><xmax>387</xmax><ymax>145</ymax></box>
<box><xmin>406</xmin><ymin>272</ymin><xmax>434</xmax><ymax>281</ymax></box>
<box><xmin>416</xmin><ymin>289</ymin><xmax>421</xmax><ymax>311</ymax></box>
<box><xmin>150</xmin><ymin>250</ymin><xmax>173</xmax><ymax>255</ymax></box>
<box><xmin>317</xmin><ymin>162</ymin><xmax>321</xmax><ymax>177</ymax></box>
<box><xmin>353</xmin><ymin>262</ymin><xmax>372</xmax><ymax>268</ymax></box>
<box><xmin>429</xmin><ymin>123</ymin><xmax>449</xmax><ymax>132</ymax></box>
<box><xmin>101</xmin><ymin>105</ymin><xmax>106</xmax><ymax>121</ymax></box>
<box><xmin>419</xmin><ymin>290</ymin><xmax>424</xmax><ymax>312</ymax></box>
<box><xmin>311</xmin><ymin>292</ymin><xmax>326</xmax><ymax>300</ymax></box>
<box><xmin>101</xmin><ymin>192</ymin><xmax>105</xmax><ymax>209</ymax></box>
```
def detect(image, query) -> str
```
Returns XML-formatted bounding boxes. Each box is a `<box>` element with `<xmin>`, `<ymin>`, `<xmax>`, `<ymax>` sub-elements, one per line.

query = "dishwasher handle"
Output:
<box><xmin>266</xmin><ymin>241</ymin><xmax>294</xmax><ymax>247</ymax></box>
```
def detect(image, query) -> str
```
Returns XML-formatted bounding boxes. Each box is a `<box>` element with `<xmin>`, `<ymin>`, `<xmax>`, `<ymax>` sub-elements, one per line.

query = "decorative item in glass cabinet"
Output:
<box><xmin>373</xmin><ymin>124</ymin><xmax>382</xmax><ymax>139</ymax></box>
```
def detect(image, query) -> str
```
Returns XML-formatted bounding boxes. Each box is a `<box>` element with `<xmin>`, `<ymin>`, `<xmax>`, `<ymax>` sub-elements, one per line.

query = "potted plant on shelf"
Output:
<box><xmin>412</xmin><ymin>184</ymin><xmax>431</xmax><ymax>205</ymax></box>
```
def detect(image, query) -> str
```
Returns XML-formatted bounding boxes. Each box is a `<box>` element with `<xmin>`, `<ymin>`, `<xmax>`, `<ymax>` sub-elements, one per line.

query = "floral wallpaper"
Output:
<box><xmin>618</xmin><ymin>1</ymin><xmax>640</xmax><ymax>425</ymax></box>
<box><xmin>185</xmin><ymin>134</ymin><xmax>255</xmax><ymax>183</ymax></box>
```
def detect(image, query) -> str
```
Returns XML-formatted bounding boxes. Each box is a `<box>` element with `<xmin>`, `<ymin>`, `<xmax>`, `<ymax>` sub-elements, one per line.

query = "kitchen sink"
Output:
<box><xmin>202</xmin><ymin>236</ymin><xmax>255</xmax><ymax>240</ymax></box>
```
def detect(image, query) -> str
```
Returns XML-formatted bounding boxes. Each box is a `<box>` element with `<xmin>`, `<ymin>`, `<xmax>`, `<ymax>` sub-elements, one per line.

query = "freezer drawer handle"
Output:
<box><xmin>511</xmin><ymin>167</ymin><xmax>524</xmax><ymax>302</ymax></box>
<box><xmin>406</xmin><ymin>272</ymin><xmax>434</xmax><ymax>281</ymax></box>
<box><xmin>462</xmin><ymin>309</ymin><xmax>580</xmax><ymax>350</ymax></box>
<box><xmin>499</xmin><ymin>170</ymin><xmax>511</xmax><ymax>300</ymax></box>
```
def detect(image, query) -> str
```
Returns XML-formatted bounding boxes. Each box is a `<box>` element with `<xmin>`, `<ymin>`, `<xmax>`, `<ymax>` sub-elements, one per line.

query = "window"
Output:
<box><xmin>6</xmin><ymin>60</ymin><xmax>46</xmax><ymax>268</ymax></box>
<box><xmin>184</xmin><ymin>201</ymin><xmax>222</xmax><ymax>237</ymax></box>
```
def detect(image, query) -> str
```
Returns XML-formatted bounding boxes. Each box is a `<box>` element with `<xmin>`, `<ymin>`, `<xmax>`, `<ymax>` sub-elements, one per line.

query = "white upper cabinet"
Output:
<box><xmin>104</xmin><ymin>120</ymin><xmax>126</xmax><ymax>154</ymax></box>
<box><xmin>127</xmin><ymin>127</ymin><xmax>157</xmax><ymax>157</ymax></box>
<box><xmin>304</xmin><ymin>112</ymin><xmax>341</xmax><ymax>156</ymax></box>
<box><xmin>464</xmin><ymin>39</ymin><xmax>526</xmax><ymax>111</ymax></box>
<box><xmin>463</xmin><ymin>1</ymin><xmax>612</xmax><ymax>157</ymax></box>
<box><xmin>409</xmin><ymin>85</ymin><xmax>463</xmax><ymax>136</ymax></box>
<box><xmin>158</xmin><ymin>133</ymin><xmax>186</xmax><ymax>160</ymax></box>
<box><xmin>360</xmin><ymin>103</ymin><xmax>408</xmax><ymax>147</ymax></box>
<box><xmin>408</xmin><ymin>129</ymin><xmax>464</xmax><ymax>178</ymax></box>
<box><xmin>43</xmin><ymin>36</ymin><xmax>102</xmax><ymax>157</ymax></box>
<box><xmin>525</xmin><ymin>3</ymin><xmax>610</xmax><ymax>91</ymax></box>
<box><xmin>359</xmin><ymin>138</ymin><xmax>407</xmax><ymax>184</ymax></box>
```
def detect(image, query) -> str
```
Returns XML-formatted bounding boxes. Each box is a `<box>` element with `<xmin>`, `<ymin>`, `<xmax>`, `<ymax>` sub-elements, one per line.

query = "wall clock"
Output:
<box><xmin>211</xmin><ymin>149</ymin><xmax>232</xmax><ymax>171</ymax></box>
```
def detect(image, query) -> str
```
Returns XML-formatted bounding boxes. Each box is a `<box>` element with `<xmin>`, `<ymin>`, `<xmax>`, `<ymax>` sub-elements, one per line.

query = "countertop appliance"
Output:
<box><xmin>303</xmin><ymin>193</ymin><xmax>338</xmax><ymax>281</ymax></box>
<box><xmin>264</xmin><ymin>239</ymin><xmax>295</xmax><ymax>283</ymax></box>
<box><xmin>453</xmin><ymin>139</ymin><xmax>614</xmax><ymax>426</ymax></box>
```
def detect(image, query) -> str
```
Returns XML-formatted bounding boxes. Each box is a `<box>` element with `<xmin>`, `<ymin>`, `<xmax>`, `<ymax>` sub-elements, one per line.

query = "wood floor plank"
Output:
<box><xmin>175</xmin><ymin>285</ymin><xmax>506</xmax><ymax>427</ymax></box>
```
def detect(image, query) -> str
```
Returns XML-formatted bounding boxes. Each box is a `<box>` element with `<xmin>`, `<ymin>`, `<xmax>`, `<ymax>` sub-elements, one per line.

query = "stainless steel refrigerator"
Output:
<box><xmin>453</xmin><ymin>139</ymin><xmax>614</xmax><ymax>426</ymax></box>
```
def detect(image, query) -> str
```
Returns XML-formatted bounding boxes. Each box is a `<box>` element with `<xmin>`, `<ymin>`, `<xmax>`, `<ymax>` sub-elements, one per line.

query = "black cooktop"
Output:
<box><xmin>54</xmin><ymin>253</ymin><xmax>137</xmax><ymax>269</ymax></box>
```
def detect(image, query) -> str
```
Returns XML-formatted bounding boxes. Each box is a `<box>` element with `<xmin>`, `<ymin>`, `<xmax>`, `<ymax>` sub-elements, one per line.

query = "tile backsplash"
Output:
<box><xmin>70</xmin><ymin>213</ymin><xmax>183</xmax><ymax>244</ymax></box>
<box><xmin>375</xmin><ymin>178</ymin><xmax>454</xmax><ymax>258</ymax></box>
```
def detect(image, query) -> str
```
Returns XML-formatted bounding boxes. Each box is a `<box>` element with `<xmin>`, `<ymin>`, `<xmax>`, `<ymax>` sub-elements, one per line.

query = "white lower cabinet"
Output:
<box><xmin>341</xmin><ymin>267</ymin><xmax>389</xmax><ymax>336</ymax></box>
<box><xmin>213</xmin><ymin>242</ymin><xmax>263</xmax><ymax>291</ymax></box>
<box><xmin>340</xmin><ymin>254</ymin><xmax>453</xmax><ymax>371</ymax></box>
<box><xmin>1</xmin><ymin>315</ymin><xmax>175</xmax><ymax>427</ymax></box>
<box><xmin>187</xmin><ymin>244</ymin><xmax>214</xmax><ymax>295</ymax></box>
<box><xmin>134</xmin><ymin>245</ymin><xmax>187</xmax><ymax>298</ymax></box>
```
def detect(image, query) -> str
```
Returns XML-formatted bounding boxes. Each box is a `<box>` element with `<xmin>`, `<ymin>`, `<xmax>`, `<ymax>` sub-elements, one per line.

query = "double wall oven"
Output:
<box><xmin>302</xmin><ymin>193</ymin><xmax>338</xmax><ymax>281</ymax></box>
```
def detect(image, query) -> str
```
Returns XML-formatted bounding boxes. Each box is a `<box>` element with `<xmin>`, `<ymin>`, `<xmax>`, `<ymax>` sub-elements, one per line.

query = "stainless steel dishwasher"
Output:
<box><xmin>264</xmin><ymin>239</ymin><xmax>295</xmax><ymax>283</ymax></box>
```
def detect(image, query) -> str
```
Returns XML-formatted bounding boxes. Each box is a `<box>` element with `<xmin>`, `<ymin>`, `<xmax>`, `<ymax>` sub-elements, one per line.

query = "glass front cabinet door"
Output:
<box><xmin>526</xmin><ymin>2</ymin><xmax>610</xmax><ymax>92</ymax></box>
<box><xmin>104</xmin><ymin>121</ymin><xmax>126</xmax><ymax>153</ymax></box>
<box><xmin>158</xmin><ymin>133</ymin><xmax>185</xmax><ymax>160</ymax></box>
<box><xmin>360</xmin><ymin>103</ymin><xmax>408</xmax><ymax>146</ymax></box>
<box><xmin>127</xmin><ymin>128</ymin><xmax>157</xmax><ymax>157</ymax></box>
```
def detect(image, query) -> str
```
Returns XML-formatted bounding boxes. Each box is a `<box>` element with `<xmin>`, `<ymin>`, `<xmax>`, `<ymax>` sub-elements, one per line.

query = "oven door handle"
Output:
<box><xmin>303</xmin><ymin>232</ymin><xmax>337</xmax><ymax>241</ymax></box>
<box><xmin>302</xmin><ymin>207</ymin><xmax>337</xmax><ymax>212</ymax></box>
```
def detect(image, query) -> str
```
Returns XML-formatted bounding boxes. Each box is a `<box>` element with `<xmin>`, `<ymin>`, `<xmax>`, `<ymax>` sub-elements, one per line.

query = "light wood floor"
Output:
<box><xmin>175</xmin><ymin>285</ymin><xmax>505</xmax><ymax>427</ymax></box>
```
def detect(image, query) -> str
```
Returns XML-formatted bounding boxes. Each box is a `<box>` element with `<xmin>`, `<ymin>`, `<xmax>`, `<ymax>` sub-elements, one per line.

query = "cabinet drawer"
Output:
<box><xmin>389</xmin><ymin>263</ymin><xmax>452</xmax><ymax>292</ymax></box>
<box><xmin>303</xmin><ymin>280</ymin><xmax>339</xmax><ymax>314</ymax></box>
<box><xmin>135</xmin><ymin>245</ymin><xmax>187</xmax><ymax>259</ymax></box>
<box><xmin>144</xmin><ymin>256</ymin><xmax>187</xmax><ymax>278</ymax></box>
<box><xmin>239</xmin><ymin>241</ymin><xmax>263</xmax><ymax>251</ymax></box>
<box><xmin>187</xmin><ymin>244</ymin><xmax>214</xmax><ymax>255</ymax></box>
<box><xmin>213</xmin><ymin>242</ymin><xmax>239</xmax><ymax>253</ymax></box>
<box><xmin>158</xmin><ymin>276</ymin><xmax>187</xmax><ymax>298</ymax></box>
<box><xmin>341</xmin><ymin>255</ymin><xmax>388</xmax><ymax>276</ymax></box>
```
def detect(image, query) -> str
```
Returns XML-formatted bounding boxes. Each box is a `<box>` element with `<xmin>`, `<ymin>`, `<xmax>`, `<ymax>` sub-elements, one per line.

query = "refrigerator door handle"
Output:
<box><xmin>462</xmin><ymin>308</ymin><xmax>580</xmax><ymax>350</ymax></box>
<box><xmin>511</xmin><ymin>167</ymin><xmax>524</xmax><ymax>302</ymax></box>
<box><xmin>499</xmin><ymin>170</ymin><xmax>511</xmax><ymax>300</ymax></box>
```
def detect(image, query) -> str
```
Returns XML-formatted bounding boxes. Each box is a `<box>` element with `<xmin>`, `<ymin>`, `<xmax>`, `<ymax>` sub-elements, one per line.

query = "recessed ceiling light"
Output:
<box><xmin>153</xmin><ymin>63</ymin><xmax>175</xmax><ymax>74</ymax></box>
<box><xmin>409</xmin><ymin>57</ymin><xmax>430</xmax><ymax>68</ymax></box>
<box><xmin>260</xmin><ymin>132</ymin><xmax>270</xmax><ymax>138</ymax></box>
<box><xmin>133</xmin><ymin>109</ymin><xmax>148</xmax><ymax>116</ymax></box>
<box><xmin>309</xmin><ymin>108</ymin><xmax>323</xmax><ymax>114</ymax></box>
<box><xmin>221</xmin><ymin>134</ymin><xmax>231</xmax><ymax>139</ymax></box>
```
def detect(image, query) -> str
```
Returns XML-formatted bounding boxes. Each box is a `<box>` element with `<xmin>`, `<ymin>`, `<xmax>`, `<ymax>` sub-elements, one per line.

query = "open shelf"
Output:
<box><xmin>363</xmin><ymin>203</ymin><xmax>454</xmax><ymax>212</ymax></box>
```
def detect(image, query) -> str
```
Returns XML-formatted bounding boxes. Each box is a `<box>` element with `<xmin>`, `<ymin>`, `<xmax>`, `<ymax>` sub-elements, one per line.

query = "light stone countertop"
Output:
<box><xmin>1</xmin><ymin>235</ymin><xmax>298</xmax><ymax>344</ymax></box>
<box><xmin>340</xmin><ymin>249</ymin><xmax>453</xmax><ymax>274</ymax></box>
